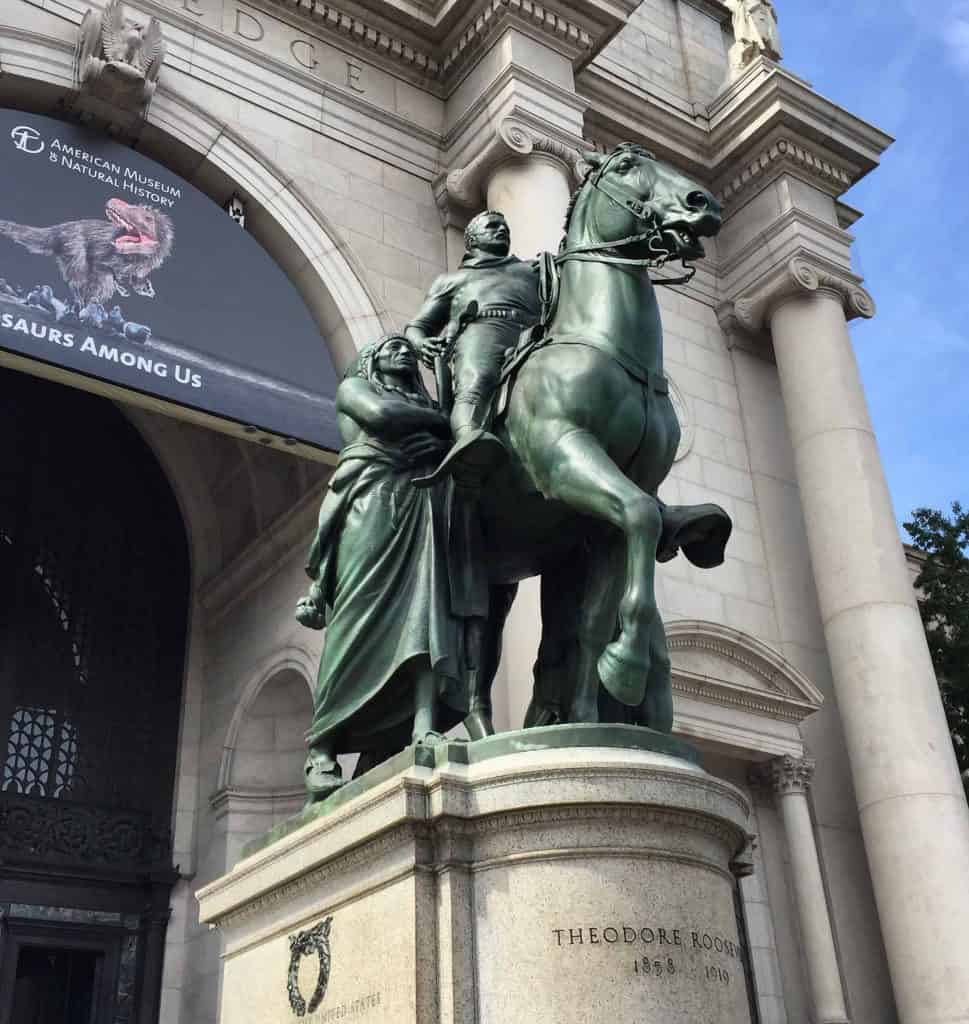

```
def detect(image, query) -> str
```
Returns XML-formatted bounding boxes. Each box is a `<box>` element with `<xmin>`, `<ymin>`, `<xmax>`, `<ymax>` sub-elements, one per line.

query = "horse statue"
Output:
<box><xmin>472</xmin><ymin>142</ymin><xmax>731</xmax><ymax>733</ymax></box>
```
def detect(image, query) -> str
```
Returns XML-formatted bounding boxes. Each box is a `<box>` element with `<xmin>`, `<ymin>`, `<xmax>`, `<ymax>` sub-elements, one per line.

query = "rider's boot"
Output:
<box><xmin>412</xmin><ymin>401</ymin><xmax>506</xmax><ymax>489</ymax></box>
<box><xmin>463</xmin><ymin>668</ymin><xmax>495</xmax><ymax>740</ymax></box>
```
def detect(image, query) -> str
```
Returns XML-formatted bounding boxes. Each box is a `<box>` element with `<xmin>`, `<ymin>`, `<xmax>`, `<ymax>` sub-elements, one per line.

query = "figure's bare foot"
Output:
<box><xmin>412</xmin><ymin>730</ymin><xmax>446</xmax><ymax>747</ymax></box>
<box><xmin>304</xmin><ymin>749</ymin><xmax>342</xmax><ymax>806</ymax></box>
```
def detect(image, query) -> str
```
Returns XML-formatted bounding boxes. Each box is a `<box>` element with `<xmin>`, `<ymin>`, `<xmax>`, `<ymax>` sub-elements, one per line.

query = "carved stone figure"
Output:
<box><xmin>76</xmin><ymin>0</ymin><xmax>166</xmax><ymax>112</ymax></box>
<box><xmin>404</xmin><ymin>210</ymin><xmax>540</xmax><ymax>487</ymax></box>
<box><xmin>296</xmin><ymin>335</ymin><xmax>485</xmax><ymax>802</ymax></box>
<box><xmin>724</xmin><ymin>0</ymin><xmax>781</xmax><ymax>80</ymax></box>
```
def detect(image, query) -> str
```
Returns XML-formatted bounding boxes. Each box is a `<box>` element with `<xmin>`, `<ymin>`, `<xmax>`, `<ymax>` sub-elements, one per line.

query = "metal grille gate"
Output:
<box><xmin>0</xmin><ymin>367</ymin><xmax>189</xmax><ymax>1024</ymax></box>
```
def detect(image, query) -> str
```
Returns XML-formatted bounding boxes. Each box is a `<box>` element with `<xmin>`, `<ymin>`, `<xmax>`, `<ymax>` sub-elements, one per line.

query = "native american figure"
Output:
<box><xmin>724</xmin><ymin>0</ymin><xmax>781</xmax><ymax>81</ymax></box>
<box><xmin>76</xmin><ymin>0</ymin><xmax>166</xmax><ymax>112</ymax></box>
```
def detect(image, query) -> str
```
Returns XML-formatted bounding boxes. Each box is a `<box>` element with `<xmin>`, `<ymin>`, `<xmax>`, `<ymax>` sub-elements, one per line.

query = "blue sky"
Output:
<box><xmin>776</xmin><ymin>1</ymin><xmax>968</xmax><ymax>530</ymax></box>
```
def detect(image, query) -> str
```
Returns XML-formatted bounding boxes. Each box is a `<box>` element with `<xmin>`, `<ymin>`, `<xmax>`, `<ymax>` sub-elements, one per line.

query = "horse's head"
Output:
<box><xmin>576</xmin><ymin>144</ymin><xmax>722</xmax><ymax>262</ymax></box>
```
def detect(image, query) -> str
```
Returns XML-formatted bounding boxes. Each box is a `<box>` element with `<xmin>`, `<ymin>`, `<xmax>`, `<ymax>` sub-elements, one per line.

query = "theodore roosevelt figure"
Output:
<box><xmin>404</xmin><ymin>210</ymin><xmax>540</xmax><ymax>486</ymax></box>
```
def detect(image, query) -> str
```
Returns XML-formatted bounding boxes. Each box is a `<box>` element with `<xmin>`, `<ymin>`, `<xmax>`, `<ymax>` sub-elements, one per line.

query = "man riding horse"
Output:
<box><xmin>298</xmin><ymin>143</ymin><xmax>734</xmax><ymax>799</ymax></box>
<box><xmin>404</xmin><ymin>210</ymin><xmax>540</xmax><ymax>487</ymax></box>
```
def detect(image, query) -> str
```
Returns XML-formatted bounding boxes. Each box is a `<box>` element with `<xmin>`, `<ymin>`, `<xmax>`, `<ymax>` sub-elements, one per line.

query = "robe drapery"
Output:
<box><xmin>304</xmin><ymin>438</ymin><xmax>484</xmax><ymax>754</ymax></box>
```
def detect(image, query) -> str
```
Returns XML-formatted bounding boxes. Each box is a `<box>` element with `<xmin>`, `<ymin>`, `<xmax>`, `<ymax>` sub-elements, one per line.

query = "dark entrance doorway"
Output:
<box><xmin>0</xmin><ymin>367</ymin><xmax>190</xmax><ymax>1024</ymax></box>
<box><xmin>11</xmin><ymin>946</ymin><xmax>99</xmax><ymax>1024</ymax></box>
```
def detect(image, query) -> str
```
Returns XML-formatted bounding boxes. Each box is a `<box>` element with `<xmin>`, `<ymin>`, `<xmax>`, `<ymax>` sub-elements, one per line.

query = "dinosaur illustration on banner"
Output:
<box><xmin>0</xmin><ymin>197</ymin><xmax>173</xmax><ymax>306</ymax></box>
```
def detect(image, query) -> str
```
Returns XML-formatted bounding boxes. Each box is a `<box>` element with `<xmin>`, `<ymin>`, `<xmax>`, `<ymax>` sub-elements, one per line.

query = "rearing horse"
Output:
<box><xmin>474</xmin><ymin>143</ymin><xmax>730</xmax><ymax>731</ymax></box>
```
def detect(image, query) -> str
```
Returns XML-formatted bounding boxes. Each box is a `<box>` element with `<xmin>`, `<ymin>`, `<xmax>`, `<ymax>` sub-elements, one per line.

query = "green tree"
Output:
<box><xmin>904</xmin><ymin>503</ymin><xmax>969</xmax><ymax>797</ymax></box>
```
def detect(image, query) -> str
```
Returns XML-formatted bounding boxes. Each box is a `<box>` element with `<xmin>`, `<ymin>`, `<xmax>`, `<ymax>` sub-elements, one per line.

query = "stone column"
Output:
<box><xmin>445</xmin><ymin>119</ymin><xmax>578</xmax><ymax>258</ymax></box>
<box><xmin>732</xmin><ymin>256</ymin><xmax>969</xmax><ymax>1024</ymax></box>
<box><xmin>754</xmin><ymin>755</ymin><xmax>849</xmax><ymax>1024</ymax></box>
<box><xmin>484</xmin><ymin>155</ymin><xmax>572</xmax><ymax>258</ymax></box>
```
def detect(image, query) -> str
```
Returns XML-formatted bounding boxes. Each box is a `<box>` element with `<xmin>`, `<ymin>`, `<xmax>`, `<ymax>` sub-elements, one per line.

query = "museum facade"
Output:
<box><xmin>0</xmin><ymin>1</ymin><xmax>967</xmax><ymax>1023</ymax></box>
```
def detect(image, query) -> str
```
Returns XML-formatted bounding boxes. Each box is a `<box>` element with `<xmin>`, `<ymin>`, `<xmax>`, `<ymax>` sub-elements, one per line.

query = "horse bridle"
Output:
<box><xmin>554</xmin><ymin>151</ymin><xmax>697</xmax><ymax>289</ymax></box>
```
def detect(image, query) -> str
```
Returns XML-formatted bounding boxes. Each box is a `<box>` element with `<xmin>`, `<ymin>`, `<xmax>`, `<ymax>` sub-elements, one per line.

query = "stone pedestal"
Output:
<box><xmin>197</xmin><ymin>728</ymin><xmax>753</xmax><ymax>1024</ymax></box>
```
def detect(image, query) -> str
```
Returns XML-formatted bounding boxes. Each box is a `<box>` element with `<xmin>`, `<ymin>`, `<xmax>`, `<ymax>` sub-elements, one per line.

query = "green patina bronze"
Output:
<box><xmin>296</xmin><ymin>334</ymin><xmax>487</xmax><ymax>802</ymax></box>
<box><xmin>297</xmin><ymin>143</ymin><xmax>730</xmax><ymax>803</ymax></box>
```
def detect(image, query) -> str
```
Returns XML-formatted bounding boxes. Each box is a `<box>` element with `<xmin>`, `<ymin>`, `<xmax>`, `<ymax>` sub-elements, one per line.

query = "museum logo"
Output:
<box><xmin>10</xmin><ymin>125</ymin><xmax>44</xmax><ymax>155</ymax></box>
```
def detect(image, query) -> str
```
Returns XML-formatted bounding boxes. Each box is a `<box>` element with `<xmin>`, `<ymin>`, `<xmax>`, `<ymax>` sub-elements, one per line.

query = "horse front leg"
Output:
<box><xmin>542</xmin><ymin>428</ymin><xmax>662</xmax><ymax>708</ymax></box>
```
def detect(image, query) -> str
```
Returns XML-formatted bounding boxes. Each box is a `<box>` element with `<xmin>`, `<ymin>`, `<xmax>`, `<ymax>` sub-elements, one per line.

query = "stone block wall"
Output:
<box><xmin>595</xmin><ymin>0</ymin><xmax>730</xmax><ymax>112</ymax></box>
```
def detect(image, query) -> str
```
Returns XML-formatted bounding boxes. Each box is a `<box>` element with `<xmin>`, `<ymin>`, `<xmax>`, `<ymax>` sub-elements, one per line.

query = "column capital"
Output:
<box><xmin>437</xmin><ymin>117</ymin><xmax>585</xmax><ymax>222</ymax></box>
<box><xmin>719</xmin><ymin>253</ymin><xmax>876</xmax><ymax>341</ymax></box>
<box><xmin>751</xmin><ymin>754</ymin><xmax>817</xmax><ymax>796</ymax></box>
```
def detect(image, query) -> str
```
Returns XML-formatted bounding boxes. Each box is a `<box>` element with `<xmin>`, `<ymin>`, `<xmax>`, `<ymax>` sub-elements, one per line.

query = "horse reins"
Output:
<box><xmin>553</xmin><ymin>155</ymin><xmax>698</xmax><ymax>289</ymax></box>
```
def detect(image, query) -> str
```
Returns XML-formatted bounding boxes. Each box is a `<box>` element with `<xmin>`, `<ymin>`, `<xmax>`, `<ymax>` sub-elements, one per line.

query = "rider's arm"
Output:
<box><xmin>337</xmin><ymin>377</ymin><xmax>449</xmax><ymax>439</ymax></box>
<box><xmin>404</xmin><ymin>274</ymin><xmax>454</xmax><ymax>353</ymax></box>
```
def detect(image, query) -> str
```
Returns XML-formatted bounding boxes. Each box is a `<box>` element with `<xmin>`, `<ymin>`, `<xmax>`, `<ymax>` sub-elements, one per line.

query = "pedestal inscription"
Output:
<box><xmin>199</xmin><ymin>737</ymin><xmax>752</xmax><ymax>1024</ymax></box>
<box><xmin>551</xmin><ymin>924</ymin><xmax>743</xmax><ymax>994</ymax></box>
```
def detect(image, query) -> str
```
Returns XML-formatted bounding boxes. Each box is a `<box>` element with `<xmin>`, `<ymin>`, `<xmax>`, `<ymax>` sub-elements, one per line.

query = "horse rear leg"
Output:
<box><xmin>543</xmin><ymin>428</ymin><xmax>662</xmax><ymax>709</ymax></box>
<box><xmin>526</xmin><ymin>556</ymin><xmax>585</xmax><ymax>727</ymax></box>
<box><xmin>572</xmin><ymin>533</ymin><xmax>624</xmax><ymax>723</ymax></box>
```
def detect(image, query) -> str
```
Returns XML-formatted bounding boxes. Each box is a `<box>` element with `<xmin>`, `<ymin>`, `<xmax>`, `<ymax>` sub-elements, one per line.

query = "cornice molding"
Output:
<box><xmin>750</xmin><ymin>754</ymin><xmax>816</xmax><ymax>796</ymax></box>
<box><xmin>274</xmin><ymin>0</ymin><xmax>442</xmax><ymax>77</ymax></box>
<box><xmin>719</xmin><ymin>252</ymin><xmax>875</xmax><ymax>341</ymax></box>
<box><xmin>263</xmin><ymin>0</ymin><xmax>631</xmax><ymax>89</ymax></box>
<box><xmin>439</xmin><ymin>0</ymin><xmax>596</xmax><ymax>81</ymax></box>
<box><xmin>709</xmin><ymin>61</ymin><xmax>893</xmax><ymax>185</ymax></box>
<box><xmin>579</xmin><ymin>60</ymin><xmax>891</xmax><ymax>207</ymax></box>
<box><xmin>716</xmin><ymin>135</ymin><xmax>856</xmax><ymax>213</ymax></box>
<box><xmin>663</xmin><ymin>618</ymin><xmax>823</xmax><ymax>708</ymax></box>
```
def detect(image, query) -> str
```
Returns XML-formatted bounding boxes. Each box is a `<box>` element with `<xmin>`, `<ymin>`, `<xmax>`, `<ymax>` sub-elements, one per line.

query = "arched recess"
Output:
<box><xmin>212</xmin><ymin>650</ymin><xmax>316</xmax><ymax>867</ymax></box>
<box><xmin>666</xmin><ymin>620</ymin><xmax>825</xmax><ymax>759</ymax></box>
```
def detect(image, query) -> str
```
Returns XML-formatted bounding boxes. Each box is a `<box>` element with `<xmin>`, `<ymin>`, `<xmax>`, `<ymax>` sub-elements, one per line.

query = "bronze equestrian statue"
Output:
<box><xmin>298</xmin><ymin>143</ymin><xmax>730</xmax><ymax>796</ymax></box>
<box><xmin>472</xmin><ymin>143</ymin><xmax>731</xmax><ymax>730</ymax></box>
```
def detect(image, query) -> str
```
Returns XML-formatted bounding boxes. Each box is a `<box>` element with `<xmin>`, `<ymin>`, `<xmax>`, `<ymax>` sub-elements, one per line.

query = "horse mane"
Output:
<box><xmin>560</xmin><ymin>180</ymin><xmax>587</xmax><ymax>247</ymax></box>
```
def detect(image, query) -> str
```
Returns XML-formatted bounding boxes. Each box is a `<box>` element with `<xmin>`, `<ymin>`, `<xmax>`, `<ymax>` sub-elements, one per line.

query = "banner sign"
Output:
<box><xmin>0</xmin><ymin>109</ymin><xmax>340</xmax><ymax>452</ymax></box>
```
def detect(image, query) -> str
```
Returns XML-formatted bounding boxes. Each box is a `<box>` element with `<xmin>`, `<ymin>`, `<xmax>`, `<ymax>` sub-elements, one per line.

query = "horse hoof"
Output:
<box><xmin>464</xmin><ymin>707</ymin><xmax>495</xmax><ymax>741</ymax></box>
<box><xmin>597</xmin><ymin>642</ymin><xmax>649</xmax><ymax>707</ymax></box>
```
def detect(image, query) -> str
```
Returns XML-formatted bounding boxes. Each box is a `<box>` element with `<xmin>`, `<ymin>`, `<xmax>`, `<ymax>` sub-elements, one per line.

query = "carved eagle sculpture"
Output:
<box><xmin>77</xmin><ymin>0</ymin><xmax>166</xmax><ymax>110</ymax></box>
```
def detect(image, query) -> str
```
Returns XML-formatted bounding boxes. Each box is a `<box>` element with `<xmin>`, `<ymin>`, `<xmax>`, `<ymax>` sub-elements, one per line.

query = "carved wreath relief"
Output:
<box><xmin>287</xmin><ymin>917</ymin><xmax>333</xmax><ymax>1017</ymax></box>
